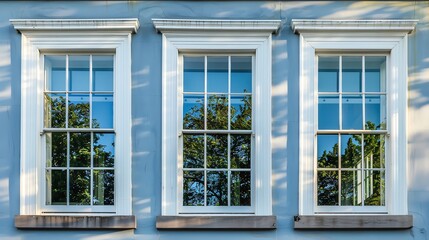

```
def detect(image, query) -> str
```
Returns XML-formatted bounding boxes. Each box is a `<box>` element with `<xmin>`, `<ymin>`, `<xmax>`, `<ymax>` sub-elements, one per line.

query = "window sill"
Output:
<box><xmin>15</xmin><ymin>215</ymin><xmax>136</xmax><ymax>229</ymax></box>
<box><xmin>156</xmin><ymin>216</ymin><xmax>276</xmax><ymax>230</ymax></box>
<box><xmin>294</xmin><ymin>215</ymin><xmax>413</xmax><ymax>229</ymax></box>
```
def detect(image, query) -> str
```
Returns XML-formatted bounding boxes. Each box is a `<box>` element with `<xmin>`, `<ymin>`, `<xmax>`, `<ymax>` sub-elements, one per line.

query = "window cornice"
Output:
<box><xmin>291</xmin><ymin>19</ymin><xmax>418</xmax><ymax>34</ymax></box>
<box><xmin>10</xmin><ymin>19</ymin><xmax>140</xmax><ymax>33</ymax></box>
<box><xmin>152</xmin><ymin>18</ymin><xmax>282</xmax><ymax>34</ymax></box>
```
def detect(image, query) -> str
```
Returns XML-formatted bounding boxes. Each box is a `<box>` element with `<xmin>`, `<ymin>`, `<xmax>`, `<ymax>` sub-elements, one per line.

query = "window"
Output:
<box><xmin>11</xmin><ymin>19</ymin><xmax>138</xmax><ymax>218</ymax></box>
<box><xmin>44</xmin><ymin>54</ymin><xmax>115</xmax><ymax>211</ymax></box>
<box><xmin>153</xmin><ymin>19</ymin><xmax>280</xmax><ymax>221</ymax></box>
<box><xmin>292</xmin><ymin>19</ymin><xmax>417</xmax><ymax>228</ymax></box>
<box><xmin>316</xmin><ymin>54</ymin><xmax>387</xmax><ymax>212</ymax></box>
<box><xmin>180</xmin><ymin>54</ymin><xmax>253</xmax><ymax>213</ymax></box>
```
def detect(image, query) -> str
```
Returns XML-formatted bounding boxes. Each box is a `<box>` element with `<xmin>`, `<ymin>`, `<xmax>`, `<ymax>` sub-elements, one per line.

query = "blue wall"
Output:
<box><xmin>0</xmin><ymin>1</ymin><xmax>428</xmax><ymax>239</ymax></box>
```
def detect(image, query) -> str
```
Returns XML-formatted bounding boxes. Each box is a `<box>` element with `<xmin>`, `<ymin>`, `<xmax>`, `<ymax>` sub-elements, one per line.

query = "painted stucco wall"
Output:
<box><xmin>0</xmin><ymin>1</ymin><xmax>428</xmax><ymax>239</ymax></box>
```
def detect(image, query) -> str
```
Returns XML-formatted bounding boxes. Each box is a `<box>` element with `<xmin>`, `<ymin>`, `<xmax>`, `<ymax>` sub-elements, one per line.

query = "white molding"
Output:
<box><xmin>153</xmin><ymin>19</ymin><xmax>281</xmax><ymax>33</ymax></box>
<box><xmin>10</xmin><ymin>19</ymin><xmax>139</xmax><ymax>33</ymax></box>
<box><xmin>291</xmin><ymin>19</ymin><xmax>418</xmax><ymax>34</ymax></box>
<box><xmin>295</xmin><ymin>19</ymin><xmax>415</xmax><ymax>215</ymax></box>
<box><xmin>16</xmin><ymin>19</ymin><xmax>137</xmax><ymax>215</ymax></box>
<box><xmin>160</xmin><ymin>24</ymin><xmax>273</xmax><ymax>215</ymax></box>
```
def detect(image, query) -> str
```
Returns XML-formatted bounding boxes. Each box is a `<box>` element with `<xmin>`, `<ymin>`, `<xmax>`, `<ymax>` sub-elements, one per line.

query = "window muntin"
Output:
<box><xmin>43</xmin><ymin>54</ymin><xmax>115</xmax><ymax>210</ymax></box>
<box><xmin>179</xmin><ymin>54</ymin><xmax>254</xmax><ymax>213</ymax></box>
<box><xmin>316</xmin><ymin>55</ymin><xmax>387</xmax><ymax>211</ymax></box>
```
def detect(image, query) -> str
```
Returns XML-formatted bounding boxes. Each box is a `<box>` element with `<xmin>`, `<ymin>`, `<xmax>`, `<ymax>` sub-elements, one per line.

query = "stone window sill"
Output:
<box><xmin>15</xmin><ymin>215</ymin><xmax>136</xmax><ymax>229</ymax></box>
<box><xmin>156</xmin><ymin>216</ymin><xmax>276</xmax><ymax>230</ymax></box>
<box><xmin>294</xmin><ymin>215</ymin><xmax>413</xmax><ymax>229</ymax></box>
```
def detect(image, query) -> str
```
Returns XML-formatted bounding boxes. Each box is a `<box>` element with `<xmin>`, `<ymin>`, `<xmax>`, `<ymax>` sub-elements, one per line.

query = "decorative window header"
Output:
<box><xmin>152</xmin><ymin>18</ymin><xmax>282</xmax><ymax>33</ymax></box>
<box><xmin>10</xmin><ymin>18</ymin><xmax>140</xmax><ymax>33</ymax></box>
<box><xmin>291</xmin><ymin>19</ymin><xmax>418</xmax><ymax>34</ymax></box>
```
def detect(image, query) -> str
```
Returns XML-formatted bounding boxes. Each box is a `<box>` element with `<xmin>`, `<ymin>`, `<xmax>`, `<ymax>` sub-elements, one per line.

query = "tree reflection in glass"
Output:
<box><xmin>231</xmin><ymin>171</ymin><xmax>251</xmax><ymax>206</ymax></box>
<box><xmin>207</xmin><ymin>95</ymin><xmax>228</xmax><ymax>130</ymax></box>
<box><xmin>93</xmin><ymin>170</ymin><xmax>114</xmax><ymax>205</ymax></box>
<box><xmin>317</xmin><ymin>130</ymin><xmax>385</xmax><ymax>206</ymax></box>
<box><xmin>182</xmin><ymin>55</ymin><xmax>253</xmax><ymax>208</ymax></box>
<box><xmin>183</xmin><ymin>171</ymin><xmax>204</xmax><ymax>206</ymax></box>
<box><xmin>207</xmin><ymin>171</ymin><xmax>228</xmax><ymax>206</ymax></box>
<box><xmin>44</xmin><ymin>54</ymin><xmax>115</xmax><ymax>206</ymax></box>
<box><xmin>318</xmin><ymin>171</ymin><xmax>339</xmax><ymax>206</ymax></box>
<box><xmin>183</xmin><ymin>134</ymin><xmax>204</xmax><ymax>168</ymax></box>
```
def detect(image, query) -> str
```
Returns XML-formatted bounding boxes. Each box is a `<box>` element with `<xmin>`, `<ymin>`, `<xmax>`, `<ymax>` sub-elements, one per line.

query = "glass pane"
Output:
<box><xmin>46</xmin><ymin>132</ymin><xmax>67</xmax><ymax>167</ymax></box>
<box><xmin>184</xmin><ymin>56</ymin><xmax>205</xmax><ymax>93</ymax></box>
<box><xmin>69</xmin><ymin>132</ymin><xmax>91</xmax><ymax>167</ymax></box>
<box><xmin>94</xmin><ymin>133</ymin><xmax>115</xmax><ymax>168</ymax></box>
<box><xmin>317</xmin><ymin>135</ymin><xmax>338</xmax><ymax>168</ymax></box>
<box><xmin>206</xmin><ymin>134</ymin><xmax>228</xmax><ymax>168</ymax></box>
<box><xmin>231</xmin><ymin>134</ymin><xmax>251</xmax><ymax>169</ymax></box>
<box><xmin>318</xmin><ymin>95</ymin><xmax>339</xmax><ymax>129</ymax></box>
<box><xmin>183</xmin><ymin>94</ymin><xmax>204</xmax><ymax>130</ymax></box>
<box><xmin>183</xmin><ymin>134</ymin><xmax>204</xmax><ymax>168</ymax></box>
<box><xmin>342</xmin><ymin>56</ymin><xmax>362</xmax><ymax>92</ymax></box>
<box><xmin>69</xmin><ymin>170</ymin><xmax>91</xmax><ymax>205</ymax></box>
<box><xmin>69</xmin><ymin>55</ymin><xmax>90</xmax><ymax>91</ymax></box>
<box><xmin>207</xmin><ymin>171</ymin><xmax>228</xmax><ymax>206</ymax></box>
<box><xmin>364</xmin><ymin>135</ymin><xmax>385</xmax><ymax>168</ymax></box>
<box><xmin>364</xmin><ymin>170</ymin><xmax>385</xmax><ymax>206</ymax></box>
<box><xmin>231</xmin><ymin>171</ymin><xmax>251</xmax><ymax>206</ymax></box>
<box><xmin>46</xmin><ymin>169</ymin><xmax>67</xmax><ymax>205</ymax></box>
<box><xmin>342</xmin><ymin>95</ymin><xmax>363</xmax><ymax>129</ymax></box>
<box><xmin>207</xmin><ymin>94</ymin><xmax>228</xmax><ymax>130</ymax></box>
<box><xmin>231</xmin><ymin>56</ymin><xmax>252</xmax><ymax>93</ymax></box>
<box><xmin>341</xmin><ymin>170</ymin><xmax>362</xmax><ymax>206</ymax></box>
<box><xmin>183</xmin><ymin>171</ymin><xmax>204</xmax><ymax>206</ymax></box>
<box><xmin>92</xmin><ymin>94</ymin><xmax>113</xmax><ymax>128</ymax></box>
<box><xmin>45</xmin><ymin>55</ymin><xmax>66</xmax><ymax>91</ymax></box>
<box><xmin>317</xmin><ymin>171</ymin><xmax>339</xmax><ymax>206</ymax></box>
<box><xmin>207</xmin><ymin>56</ymin><xmax>228</xmax><ymax>93</ymax></box>
<box><xmin>318</xmin><ymin>56</ymin><xmax>339</xmax><ymax>92</ymax></box>
<box><xmin>92</xmin><ymin>55</ymin><xmax>114</xmax><ymax>92</ymax></box>
<box><xmin>341</xmin><ymin>134</ymin><xmax>362</xmax><ymax>168</ymax></box>
<box><xmin>44</xmin><ymin>93</ymin><xmax>66</xmax><ymax>128</ymax></box>
<box><xmin>365</xmin><ymin>95</ymin><xmax>386</xmax><ymax>130</ymax></box>
<box><xmin>365</xmin><ymin>56</ymin><xmax>386</xmax><ymax>92</ymax></box>
<box><xmin>93</xmin><ymin>170</ymin><xmax>114</xmax><ymax>205</ymax></box>
<box><xmin>68</xmin><ymin>94</ymin><xmax>90</xmax><ymax>128</ymax></box>
<box><xmin>231</xmin><ymin>95</ymin><xmax>251</xmax><ymax>130</ymax></box>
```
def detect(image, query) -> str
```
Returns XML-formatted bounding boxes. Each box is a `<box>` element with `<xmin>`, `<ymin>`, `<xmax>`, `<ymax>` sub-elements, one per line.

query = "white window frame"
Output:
<box><xmin>153</xmin><ymin>19</ymin><xmax>281</xmax><ymax>215</ymax></box>
<box><xmin>11</xmin><ymin>19</ymin><xmax>139</xmax><ymax>215</ymax></box>
<box><xmin>292</xmin><ymin>19</ymin><xmax>417</xmax><ymax>215</ymax></box>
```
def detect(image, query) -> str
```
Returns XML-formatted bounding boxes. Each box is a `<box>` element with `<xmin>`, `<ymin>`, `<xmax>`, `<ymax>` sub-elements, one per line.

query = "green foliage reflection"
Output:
<box><xmin>46</xmin><ymin>95</ymin><xmax>114</xmax><ymax>206</ymax></box>
<box><xmin>317</xmin><ymin>121</ymin><xmax>385</xmax><ymax>206</ymax></box>
<box><xmin>183</xmin><ymin>94</ymin><xmax>252</xmax><ymax>207</ymax></box>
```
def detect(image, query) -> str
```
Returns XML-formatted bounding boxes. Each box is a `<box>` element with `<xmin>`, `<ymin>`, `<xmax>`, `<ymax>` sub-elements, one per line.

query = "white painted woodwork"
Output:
<box><xmin>12</xmin><ymin>19</ymin><xmax>139</xmax><ymax>215</ymax></box>
<box><xmin>156</xmin><ymin>19</ymin><xmax>280</xmax><ymax>216</ymax></box>
<box><xmin>293</xmin><ymin>19</ymin><xmax>416</xmax><ymax>215</ymax></box>
<box><xmin>153</xmin><ymin>19</ymin><xmax>281</xmax><ymax>33</ymax></box>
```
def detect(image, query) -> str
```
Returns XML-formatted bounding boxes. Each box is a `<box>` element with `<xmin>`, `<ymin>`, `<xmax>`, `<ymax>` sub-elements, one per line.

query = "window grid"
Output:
<box><xmin>43</xmin><ymin>54</ymin><xmax>115</xmax><ymax>207</ymax></box>
<box><xmin>181</xmin><ymin>54</ymin><xmax>253</xmax><ymax>209</ymax></box>
<box><xmin>316</xmin><ymin>55</ymin><xmax>387</xmax><ymax>208</ymax></box>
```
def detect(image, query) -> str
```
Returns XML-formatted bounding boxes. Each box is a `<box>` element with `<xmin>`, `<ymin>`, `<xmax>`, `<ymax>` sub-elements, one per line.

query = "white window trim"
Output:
<box><xmin>10</xmin><ymin>19</ymin><xmax>139</xmax><ymax>215</ymax></box>
<box><xmin>154</xmin><ymin>19</ymin><xmax>281</xmax><ymax>216</ymax></box>
<box><xmin>292</xmin><ymin>19</ymin><xmax>417</xmax><ymax>215</ymax></box>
